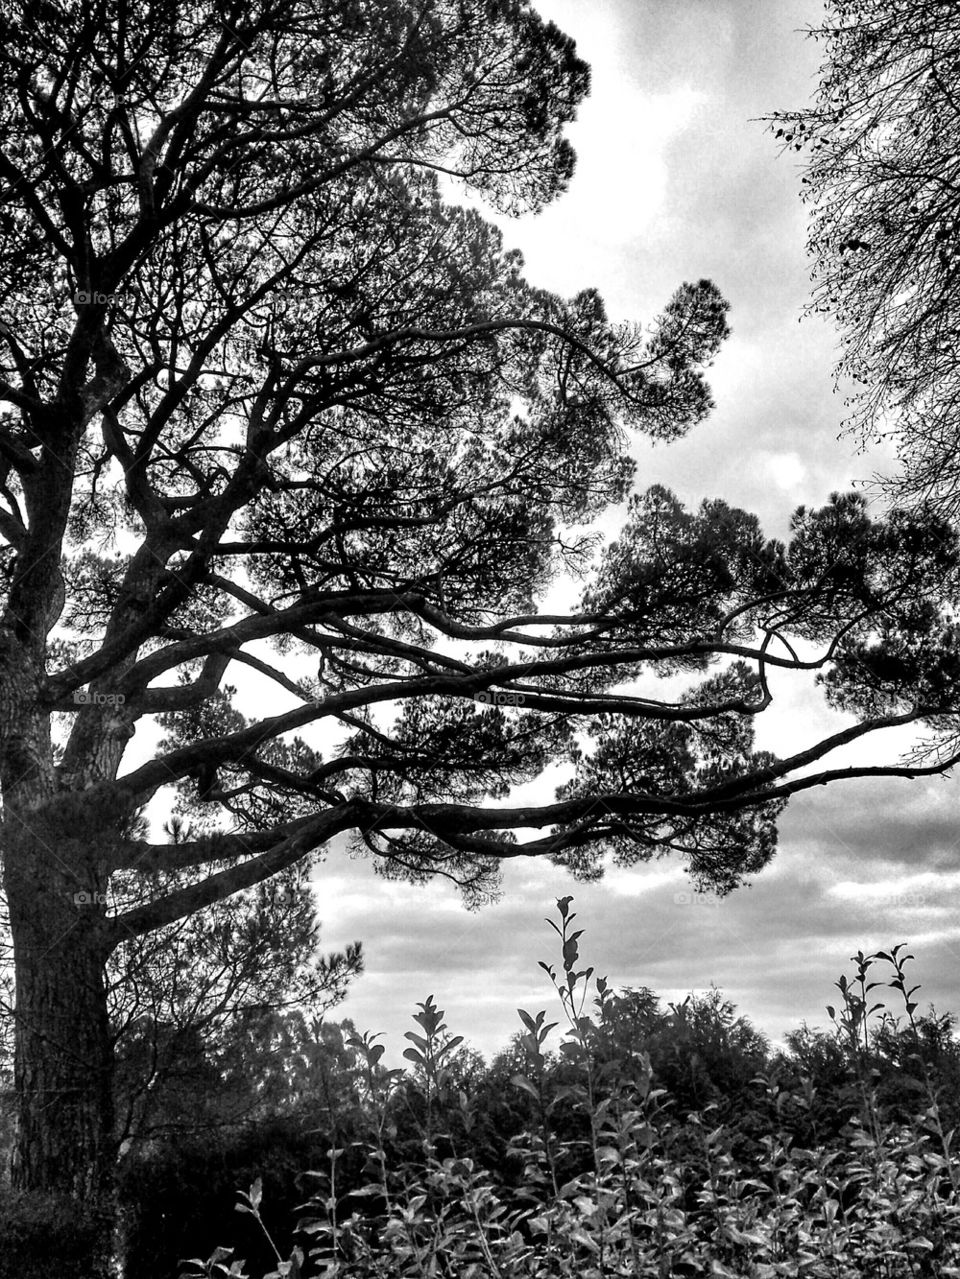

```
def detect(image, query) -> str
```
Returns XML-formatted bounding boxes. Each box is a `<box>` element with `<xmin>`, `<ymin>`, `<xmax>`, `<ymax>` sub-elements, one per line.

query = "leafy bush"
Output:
<box><xmin>180</xmin><ymin>900</ymin><xmax>960</xmax><ymax>1278</ymax></box>
<box><xmin>122</xmin><ymin>1119</ymin><xmax>334</xmax><ymax>1279</ymax></box>
<box><xmin>0</xmin><ymin>1187</ymin><xmax>108</xmax><ymax>1278</ymax></box>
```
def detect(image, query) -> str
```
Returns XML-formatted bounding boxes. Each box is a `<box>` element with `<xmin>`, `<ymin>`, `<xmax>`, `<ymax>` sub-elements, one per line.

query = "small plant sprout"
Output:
<box><xmin>402</xmin><ymin>996</ymin><xmax>465</xmax><ymax>1148</ymax></box>
<box><xmin>234</xmin><ymin>1178</ymin><xmax>303</xmax><ymax>1279</ymax></box>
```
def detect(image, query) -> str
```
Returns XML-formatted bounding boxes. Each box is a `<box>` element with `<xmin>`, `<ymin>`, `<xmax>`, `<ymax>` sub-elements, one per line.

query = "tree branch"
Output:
<box><xmin>108</xmin><ymin>803</ymin><xmax>362</xmax><ymax>941</ymax></box>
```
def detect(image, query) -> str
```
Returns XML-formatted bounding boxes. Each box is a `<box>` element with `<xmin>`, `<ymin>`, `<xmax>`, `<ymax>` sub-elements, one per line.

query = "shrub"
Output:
<box><xmin>0</xmin><ymin>1187</ymin><xmax>108</xmax><ymax>1279</ymax></box>
<box><xmin>181</xmin><ymin>900</ymin><xmax>960</xmax><ymax>1279</ymax></box>
<box><xmin>121</xmin><ymin>1115</ymin><xmax>368</xmax><ymax>1279</ymax></box>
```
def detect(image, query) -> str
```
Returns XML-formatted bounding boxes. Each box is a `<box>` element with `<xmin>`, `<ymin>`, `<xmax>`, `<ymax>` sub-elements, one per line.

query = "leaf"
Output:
<box><xmin>570</xmin><ymin>1229</ymin><xmax>599</xmax><ymax>1253</ymax></box>
<box><xmin>595</xmin><ymin>1145</ymin><xmax>621</xmax><ymax>1165</ymax></box>
<box><xmin>510</xmin><ymin>1072</ymin><xmax>539</xmax><ymax>1099</ymax></box>
<box><xmin>194</xmin><ymin>1247</ymin><xmax>234</xmax><ymax>1266</ymax></box>
<box><xmin>517</xmin><ymin>1008</ymin><xmax>538</xmax><ymax>1033</ymax></box>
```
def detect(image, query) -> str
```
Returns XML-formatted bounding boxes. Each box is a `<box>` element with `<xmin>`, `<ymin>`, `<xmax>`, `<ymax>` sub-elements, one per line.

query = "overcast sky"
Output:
<box><xmin>308</xmin><ymin>0</ymin><xmax>960</xmax><ymax>1062</ymax></box>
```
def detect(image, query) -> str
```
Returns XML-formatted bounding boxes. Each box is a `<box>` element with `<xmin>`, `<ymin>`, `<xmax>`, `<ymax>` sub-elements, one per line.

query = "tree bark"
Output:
<box><xmin>1</xmin><ymin>703</ymin><xmax>120</xmax><ymax>1275</ymax></box>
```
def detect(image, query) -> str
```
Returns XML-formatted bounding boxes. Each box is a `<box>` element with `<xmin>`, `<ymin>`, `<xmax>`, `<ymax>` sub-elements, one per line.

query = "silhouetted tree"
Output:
<box><xmin>4</xmin><ymin>0</ymin><xmax>960</xmax><ymax>1269</ymax></box>
<box><xmin>107</xmin><ymin>874</ymin><xmax>361</xmax><ymax>1148</ymax></box>
<box><xmin>768</xmin><ymin>0</ymin><xmax>960</xmax><ymax>513</ymax></box>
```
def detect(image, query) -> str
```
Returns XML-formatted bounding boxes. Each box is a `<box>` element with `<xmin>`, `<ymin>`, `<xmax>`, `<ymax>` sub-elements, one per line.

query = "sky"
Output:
<box><xmin>308</xmin><ymin>0</ymin><xmax>960</xmax><ymax>1064</ymax></box>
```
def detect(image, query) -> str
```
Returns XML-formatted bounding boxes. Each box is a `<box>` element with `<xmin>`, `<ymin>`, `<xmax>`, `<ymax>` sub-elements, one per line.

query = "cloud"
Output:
<box><xmin>501</xmin><ymin>79</ymin><xmax>706</xmax><ymax>295</ymax></box>
<box><xmin>278</xmin><ymin>0</ymin><xmax>960</xmax><ymax>1075</ymax></box>
<box><xmin>782</xmin><ymin>778</ymin><xmax>960</xmax><ymax>870</ymax></box>
<box><xmin>149</xmin><ymin>0</ymin><xmax>960</xmax><ymax>1078</ymax></box>
<box><xmin>763</xmin><ymin>451</ymin><xmax>808</xmax><ymax>492</ymax></box>
<box><xmin>317</xmin><ymin>772</ymin><xmax>960</xmax><ymax>1066</ymax></box>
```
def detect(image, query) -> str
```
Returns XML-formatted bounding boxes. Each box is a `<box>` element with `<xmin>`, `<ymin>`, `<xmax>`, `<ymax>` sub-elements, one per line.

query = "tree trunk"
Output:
<box><xmin>4</xmin><ymin>809</ymin><xmax>119</xmax><ymax>1277</ymax></box>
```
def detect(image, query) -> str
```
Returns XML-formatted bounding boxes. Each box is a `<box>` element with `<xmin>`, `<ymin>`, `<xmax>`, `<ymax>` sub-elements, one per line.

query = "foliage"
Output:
<box><xmin>768</xmin><ymin>0</ymin><xmax>960</xmax><ymax>514</ymax></box>
<box><xmin>0</xmin><ymin>1188</ymin><xmax>108</xmax><ymax>1279</ymax></box>
<box><xmin>0</xmin><ymin>866</ymin><xmax>362</xmax><ymax>1173</ymax></box>
<box><xmin>1</xmin><ymin>0</ymin><xmax>958</xmax><ymax>978</ymax></box>
<box><xmin>107</xmin><ymin>870</ymin><xmax>363</xmax><ymax>1146</ymax></box>
<box><xmin>122</xmin><ymin>1117</ymin><xmax>344</xmax><ymax>1279</ymax></box>
<box><xmin>0</xmin><ymin>0</ymin><xmax>741</xmax><ymax>1233</ymax></box>
<box><xmin>180</xmin><ymin>899</ymin><xmax>960</xmax><ymax>1279</ymax></box>
<box><xmin>6</xmin><ymin>0</ymin><xmax>960</xmax><ymax>1253</ymax></box>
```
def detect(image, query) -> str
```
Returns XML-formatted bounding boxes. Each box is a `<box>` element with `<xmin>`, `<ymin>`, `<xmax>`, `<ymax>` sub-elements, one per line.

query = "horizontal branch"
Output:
<box><xmin>98</xmin><ymin>708</ymin><xmax>960</xmax><ymax>940</ymax></box>
<box><xmin>279</xmin><ymin>316</ymin><xmax>647</xmax><ymax>411</ymax></box>
<box><xmin>108</xmin><ymin>803</ymin><xmax>362</xmax><ymax>941</ymax></box>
